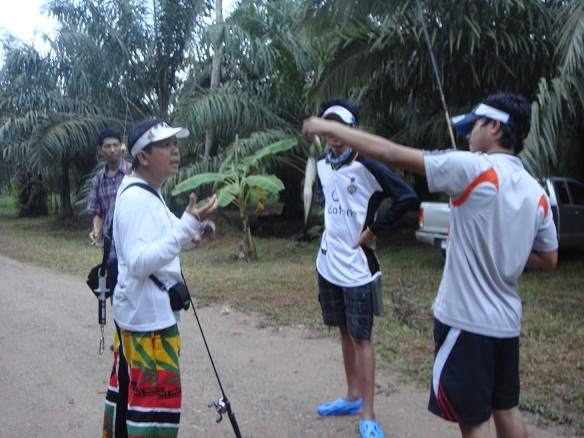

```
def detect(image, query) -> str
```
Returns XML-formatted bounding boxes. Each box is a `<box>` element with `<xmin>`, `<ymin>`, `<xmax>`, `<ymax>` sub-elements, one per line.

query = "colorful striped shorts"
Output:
<box><xmin>103</xmin><ymin>324</ymin><xmax>181</xmax><ymax>438</ymax></box>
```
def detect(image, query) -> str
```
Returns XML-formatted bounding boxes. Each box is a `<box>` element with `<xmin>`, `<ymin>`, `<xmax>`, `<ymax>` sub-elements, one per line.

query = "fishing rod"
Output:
<box><xmin>415</xmin><ymin>0</ymin><xmax>457</xmax><ymax>150</ymax></box>
<box><xmin>186</xmin><ymin>223</ymin><xmax>242</xmax><ymax>437</ymax></box>
<box><xmin>188</xmin><ymin>293</ymin><xmax>242</xmax><ymax>438</ymax></box>
<box><xmin>190</xmin><ymin>290</ymin><xmax>241</xmax><ymax>438</ymax></box>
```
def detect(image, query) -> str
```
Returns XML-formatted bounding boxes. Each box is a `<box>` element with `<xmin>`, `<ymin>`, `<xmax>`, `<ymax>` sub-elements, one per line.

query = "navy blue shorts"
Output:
<box><xmin>317</xmin><ymin>273</ymin><xmax>373</xmax><ymax>340</ymax></box>
<box><xmin>428</xmin><ymin>319</ymin><xmax>520</xmax><ymax>425</ymax></box>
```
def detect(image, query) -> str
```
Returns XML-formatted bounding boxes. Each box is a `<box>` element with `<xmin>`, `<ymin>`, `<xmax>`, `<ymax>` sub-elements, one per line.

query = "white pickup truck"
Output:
<box><xmin>415</xmin><ymin>177</ymin><xmax>584</xmax><ymax>251</ymax></box>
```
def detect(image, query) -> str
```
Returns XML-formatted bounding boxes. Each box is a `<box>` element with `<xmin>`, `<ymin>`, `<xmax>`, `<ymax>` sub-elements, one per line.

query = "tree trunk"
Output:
<box><xmin>15</xmin><ymin>166</ymin><xmax>48</xmax><ymax>217</ymax></box>
<box><xmin>239</xmin><ymin>213</ymin><xmax>257</xmax><ymax>262</ymax></box>
<box><xmin>60</xmin><ymin>156</ymin><xmax>72</xmax><ymax>218</ymax></box>
<box><xmin>204</xmin><ymin>0</ymin><xmax>224</xmax><ymax>158</ymax></box>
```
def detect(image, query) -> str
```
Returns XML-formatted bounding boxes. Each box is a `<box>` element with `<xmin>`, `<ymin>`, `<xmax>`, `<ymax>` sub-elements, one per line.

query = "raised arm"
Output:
<box><xmin>302</xmin><ymin>117</ymin><xmax>426</xmax><ymax>175</ymax></box>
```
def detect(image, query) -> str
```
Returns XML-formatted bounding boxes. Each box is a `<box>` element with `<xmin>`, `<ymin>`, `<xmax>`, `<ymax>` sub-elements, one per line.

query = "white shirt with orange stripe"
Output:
<box><xmin>424</xmin><ymin>150</ymin><xmax>558</xmax><ymax>338</ymax></box>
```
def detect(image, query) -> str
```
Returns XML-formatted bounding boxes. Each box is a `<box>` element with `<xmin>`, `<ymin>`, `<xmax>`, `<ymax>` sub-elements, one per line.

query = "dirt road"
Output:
<box><xmin>0</xmin><ymin>254</ymin><xmax>574</xmax><ymax>437</ymax></box>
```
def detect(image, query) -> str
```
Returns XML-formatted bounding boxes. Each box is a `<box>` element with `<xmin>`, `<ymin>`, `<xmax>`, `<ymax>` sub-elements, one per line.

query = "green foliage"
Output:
<box><xmin>1</xmin><ymin>0</ymin><xmax>582</xmax><ymax>222</ymax></box>
<box><xmin>523</xmin><ymin>2</ymin><xmax>584</xmax><ymax>178</ymax></box>
<box><xmin>0</xmin><ymin>0</ymin><xmax>209</xmax><ymax>218</ymax></box>
<box><xmin>172</xmin><ymin>137</ymin><xmax>297</xmax><ymax>260</ymax></box>
<box><xmin>171</xmin><ymin>0</ymin><xmax>317</xmax><ymax>218</ymax></box>
<box><xmin>11</xmin><ymin>167</ymin><xmax>48</xmax><ymax>217</ymax></box>
<box><xmin>304</xmin><ymin>0</ymin><xmax>583</xmax><ymax>180</ymax></box>
<box><xmin>173</xmin><ymin>138</ymin><xmax>295</xmax><ymax>204</ymax></box>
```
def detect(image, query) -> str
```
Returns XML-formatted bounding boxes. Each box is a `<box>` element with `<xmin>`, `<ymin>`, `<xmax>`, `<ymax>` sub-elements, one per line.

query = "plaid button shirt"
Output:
<box><xmin>87</xmin><ymin>160</ymin><xmax>132</xmax><ymax>258</ymax></box>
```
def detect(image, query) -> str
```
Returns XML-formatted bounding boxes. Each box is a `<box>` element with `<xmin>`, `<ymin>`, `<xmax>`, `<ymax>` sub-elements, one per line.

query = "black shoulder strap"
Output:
<box><xmin>122</xmin><ymin>182</ymin><xmax>164</xmax><ymax>203</ymax></box>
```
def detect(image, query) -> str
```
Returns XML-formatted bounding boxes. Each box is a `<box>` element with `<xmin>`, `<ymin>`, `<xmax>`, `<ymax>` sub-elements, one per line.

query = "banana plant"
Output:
<box><xmin>172</xmin><ymin>137</ymin><xmax>297</xmax><ymax>261</ymax></box>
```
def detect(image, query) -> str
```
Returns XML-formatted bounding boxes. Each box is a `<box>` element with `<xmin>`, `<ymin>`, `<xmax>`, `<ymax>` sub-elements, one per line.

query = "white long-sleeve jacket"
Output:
<box><xmin>112</xmin><ymin>175</ymin><xmax>200</xmax><ymax>332</ymax></box>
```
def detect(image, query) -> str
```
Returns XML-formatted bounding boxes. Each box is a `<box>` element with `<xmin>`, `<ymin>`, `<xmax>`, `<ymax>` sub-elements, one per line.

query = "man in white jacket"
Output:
<box><xmin>102</xmin><ymin>119</ymin><xmax>218</xmax><ymax>438</ymax></box>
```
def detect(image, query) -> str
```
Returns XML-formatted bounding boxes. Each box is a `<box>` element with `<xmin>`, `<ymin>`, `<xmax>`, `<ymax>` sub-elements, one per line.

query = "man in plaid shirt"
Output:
<box><xmin>87</xmin><ymin>128</ymin><xmax>132</xmax><ymax>258</ymax></box>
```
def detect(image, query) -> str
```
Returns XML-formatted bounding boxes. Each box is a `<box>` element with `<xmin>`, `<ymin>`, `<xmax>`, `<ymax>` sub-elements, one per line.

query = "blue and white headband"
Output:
<box><xmin>450</xmin><ymin>103</ymin><xmax>511</xmax><ymax>136</ymax></box>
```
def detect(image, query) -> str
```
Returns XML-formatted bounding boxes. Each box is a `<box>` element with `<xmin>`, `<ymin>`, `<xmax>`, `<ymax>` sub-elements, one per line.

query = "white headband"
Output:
<box><xmin>322</xmin><ymin>105</ymin><xmax>356</xmax><ymax>125</ymax></box>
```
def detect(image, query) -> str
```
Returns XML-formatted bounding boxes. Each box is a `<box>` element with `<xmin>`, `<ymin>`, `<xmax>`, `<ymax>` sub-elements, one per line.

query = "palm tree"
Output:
<box><xmin>171</xmin><ymin>0</ymin><xmax>317</xmax><ymax>219</ymax></box>
<box><xmin>303</xmin><ymin>0</ymin><xmax>581</xmax><ymax>180</ymax></box>
<box><xmin>0</xmin><ymin>0</ymin><xmax>209</xmax><ymax>216</ymax></box>
<box><xmin>0</xmin><ymin>45</ymin><xmax>124</xmax><ymax>216</ymax></box>
<box><xmin>524</xmin><ymin>1</ymin><xmax>584</xmax><ymax>179</ymax></box>
<box><xmin>47</xmin><ymin>0</ymin><xmax>209</xmax><ymax>120</ymax></box>
<box><xmin>204</xmin><ymin>0</ymin><xmax>225</xmax><ymax>158</ymax></box>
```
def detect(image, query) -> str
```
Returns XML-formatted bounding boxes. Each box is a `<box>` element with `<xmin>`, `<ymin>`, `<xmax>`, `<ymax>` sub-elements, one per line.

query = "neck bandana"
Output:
<box><xmin>327</xmin><ymin>147</ymin><xmax>353</xmax><ymax>166</ymax></box>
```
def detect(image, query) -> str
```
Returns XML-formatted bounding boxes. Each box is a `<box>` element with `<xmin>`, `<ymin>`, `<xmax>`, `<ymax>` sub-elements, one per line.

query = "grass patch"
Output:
<box><xmin>0</xmin><ymin>195</ymin><xmax>16</xmax><ymax>216</ymax></box>
<box><xmin>0</xmin><ymin>198</ymin><xmax>582</xmax><ymax>435</ymax></box>
<box><xmin>518</xmin><ymin>257</ymin><xmax>584</xmax><ymax>432</ymax></box>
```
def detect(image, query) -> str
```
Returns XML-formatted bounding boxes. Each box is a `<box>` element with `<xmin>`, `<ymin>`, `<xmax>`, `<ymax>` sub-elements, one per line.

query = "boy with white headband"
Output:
<box><xmin>303</xmin><ymin>93</ymin><xmax>558</xmax><ymax>438</ymax></box>
<box><xmin>312</xmin><ymin>98</ymin><xmax>417</xmax><ymax>438</ymax></box>
<box><xmin>102</xmin><ymin>119</ymin><xmax>218</xmax><ymax>438</ymax></box>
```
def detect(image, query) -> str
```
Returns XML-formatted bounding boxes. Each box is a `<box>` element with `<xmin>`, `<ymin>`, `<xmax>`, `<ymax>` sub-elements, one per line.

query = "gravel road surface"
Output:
<box><xmin>0</xmin><ymin>254</ymin><xmax>574</xmax><ymax>437</ymax></box>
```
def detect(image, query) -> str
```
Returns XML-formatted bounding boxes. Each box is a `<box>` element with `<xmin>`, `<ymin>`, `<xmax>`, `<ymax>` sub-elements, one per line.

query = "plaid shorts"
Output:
<box><xmin>317</xmin><ymin>273</ymin><xmax>373</xmax><ymax>340</ymax></box>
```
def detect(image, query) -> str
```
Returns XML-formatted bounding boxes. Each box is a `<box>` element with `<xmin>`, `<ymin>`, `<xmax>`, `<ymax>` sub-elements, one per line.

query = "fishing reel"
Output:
<box><xmin>208</xmin><ymin>397</ymin><xmax>227</xmax><ymax>423</ymax></box>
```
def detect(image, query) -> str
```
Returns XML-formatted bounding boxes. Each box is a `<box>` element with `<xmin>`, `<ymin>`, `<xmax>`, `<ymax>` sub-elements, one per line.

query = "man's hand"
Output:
<box><xmin>302</xmin><ymin>117</ymin><xmax>331</xmax><ymax>144</ymax></box>
<box><xmin>185</xmin><ymin>193</ymin><xmax>219</xmax><ymax>222</ymax></box>
<box><xmin>352</xmin><ymin>228</ymin><xmax>377</xmax><ymax>251</ymax></box>
<box><xmin>192</xmin><ymin>220</ymin><xmax>217</xmax><ymax>245</ymax></box>
<box><xmin>90</xmin><ymin>215</ymin><xmax>104</xmax><ymax>245</ymax></box>
<box><xmin>89</xmin><ymin>229</ymin><xmax>101</xmax><ymax>246</ymax></box>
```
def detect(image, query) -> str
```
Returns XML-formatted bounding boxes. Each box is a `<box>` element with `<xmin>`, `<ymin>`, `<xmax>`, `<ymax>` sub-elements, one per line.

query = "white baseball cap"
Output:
<box><xmin>131</xmin><ymin>121</ymin><xmax>190</xmax><ymax>157</ymax></box>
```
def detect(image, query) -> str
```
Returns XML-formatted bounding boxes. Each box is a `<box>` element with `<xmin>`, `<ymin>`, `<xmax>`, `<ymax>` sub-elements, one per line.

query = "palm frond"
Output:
<box><xmin>175</xmin><ymin>83</ymin><xmax>289</xmax><ymax>147</ymax></box>
<box><xmin>556</xmin><ymin>2</ymin><xmax>584</xmax><ymax>79</ymax></box>
<box><xmin>523</xmin><ymin>77</ymin><xmax>564</xmax><ymax>177</ymax></box>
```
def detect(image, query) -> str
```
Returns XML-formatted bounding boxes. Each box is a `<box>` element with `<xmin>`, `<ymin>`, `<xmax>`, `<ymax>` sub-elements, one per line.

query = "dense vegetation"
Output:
<box><xmin>0</xmin><ymin>0</ymin><xmax>582</xmax><ymax>219</ymax></box>
<box><xmin>0</xmin><ymin>0</ymin><xmax>583</xmax><ymax>433</ymax></box>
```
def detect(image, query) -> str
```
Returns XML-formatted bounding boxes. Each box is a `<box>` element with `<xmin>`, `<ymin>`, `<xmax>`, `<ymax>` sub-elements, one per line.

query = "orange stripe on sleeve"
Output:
<box><xmin>538</xmin><ymin>195</ymin><xmax>549</xmax><ymax>217</ymax></box>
